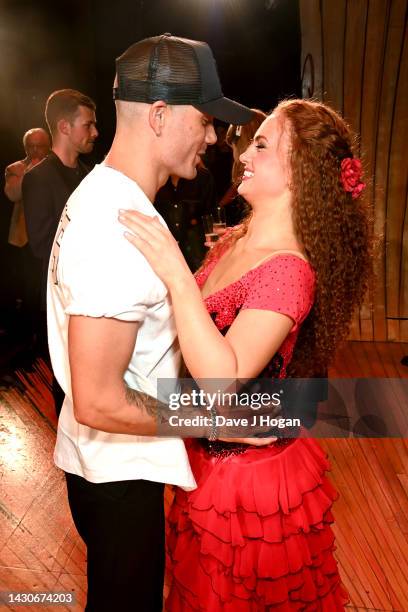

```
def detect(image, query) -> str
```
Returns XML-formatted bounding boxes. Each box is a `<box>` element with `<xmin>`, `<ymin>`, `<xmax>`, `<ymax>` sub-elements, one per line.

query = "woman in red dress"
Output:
<box><xmin>120</xmin><ymin>99</ymin><xmax>372</xmax><ymax>610</ymax></box>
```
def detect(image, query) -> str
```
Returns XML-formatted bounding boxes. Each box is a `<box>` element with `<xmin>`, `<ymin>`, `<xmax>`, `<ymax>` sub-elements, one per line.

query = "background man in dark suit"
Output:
<box><xmin>22</xmin><ymin>89</ymin><xmax>98</xmax><ymax>412</ymax></box>
<box><xmin>4</xmin><ymin>128</ymin><xmax>50</xmax><ymax>314</ymax></box>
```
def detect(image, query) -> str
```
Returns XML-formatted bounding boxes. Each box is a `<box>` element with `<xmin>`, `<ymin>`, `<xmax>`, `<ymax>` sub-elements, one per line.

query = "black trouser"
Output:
<box><xmin>5</xmin><ymin>243</ymin><xmax>41</xmax><ymax>312</ymax></box>
<box><xmin>36</xmin><ymin>311</ymin><xmax>64</xmax><ymax>416</ymax></box>
<box><xmin>65</xmin><ymin>473</ymin><xmax>165</xmax><ymax>612</ymax></box>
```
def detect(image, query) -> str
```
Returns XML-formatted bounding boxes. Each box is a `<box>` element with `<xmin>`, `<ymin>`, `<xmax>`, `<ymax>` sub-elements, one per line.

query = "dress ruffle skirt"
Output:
<box><xmin>166</xmin><ymin>438</ymin><xmax>348</xmax><ymax>611</ymax></box>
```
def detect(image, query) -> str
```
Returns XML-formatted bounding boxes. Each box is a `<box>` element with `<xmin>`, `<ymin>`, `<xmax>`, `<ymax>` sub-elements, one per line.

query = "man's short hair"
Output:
<box><xmin>45</xmin><ymin>89</ymin><xmax>96</xmax><ymax>135</ymax></box>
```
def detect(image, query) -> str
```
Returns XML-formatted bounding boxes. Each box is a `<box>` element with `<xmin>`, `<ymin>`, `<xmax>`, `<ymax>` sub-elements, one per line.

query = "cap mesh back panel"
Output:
<box><xmin>117</xmin><ymin>38</ymin><xmax>202</xmax><ymax>103</ymax></box>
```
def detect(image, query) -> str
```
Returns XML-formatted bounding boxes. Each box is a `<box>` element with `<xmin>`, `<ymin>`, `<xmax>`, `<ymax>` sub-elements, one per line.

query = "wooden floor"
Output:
<box><xmin>0</xmin><ymin>341</ymin><xmax>407</xmax><ymax>611</ymax></box>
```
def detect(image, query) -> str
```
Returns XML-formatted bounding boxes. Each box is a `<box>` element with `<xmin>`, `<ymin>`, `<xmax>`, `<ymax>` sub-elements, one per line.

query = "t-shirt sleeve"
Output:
<box><xmin>241</xmin><ymin>255</ymin><xmax>315</xmax><ymax>330</ymax></box>
<box><xmin>58</xmin><ymin>207</ymin><xmax>167</xmax><ymax>323</ymax></box>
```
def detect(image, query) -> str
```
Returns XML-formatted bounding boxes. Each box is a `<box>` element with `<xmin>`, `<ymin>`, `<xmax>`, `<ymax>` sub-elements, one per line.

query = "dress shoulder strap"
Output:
<box><xmin>248</xmin><ymin>249</ymin><xmax>309</xmax><ymax>272</ymax></box>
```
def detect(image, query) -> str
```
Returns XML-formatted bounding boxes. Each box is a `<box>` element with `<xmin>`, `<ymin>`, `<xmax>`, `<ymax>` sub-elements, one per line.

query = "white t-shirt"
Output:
<box><xmin>47</xmin><ymin>164</ymin><xmax>195</xmax><ymax>489</ymax></box>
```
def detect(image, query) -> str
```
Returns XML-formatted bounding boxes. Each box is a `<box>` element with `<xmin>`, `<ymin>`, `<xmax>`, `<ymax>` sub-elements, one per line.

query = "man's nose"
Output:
<box><xmin>206</xmin><ymin>125</ymin><xmax>217</xmax><ymax>145</ymax></box>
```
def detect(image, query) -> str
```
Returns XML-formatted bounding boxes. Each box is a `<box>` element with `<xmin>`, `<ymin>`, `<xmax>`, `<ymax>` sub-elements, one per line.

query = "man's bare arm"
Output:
<box><xmin>68</xmin><ymin>314</ymin><xmax>186</xmax><ymax>435</ymax></box>
<box><xmin>69</xmin><ymin>315</ymin><xmax>276</xmax><ymax>441</ymax></box>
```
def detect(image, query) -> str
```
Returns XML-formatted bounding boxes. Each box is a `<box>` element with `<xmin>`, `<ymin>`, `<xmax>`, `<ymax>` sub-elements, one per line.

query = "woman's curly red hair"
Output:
<box><xmin>203</xmin><ymin>99</ymin><xmax>373</xmax><ymax>376</ymax></box>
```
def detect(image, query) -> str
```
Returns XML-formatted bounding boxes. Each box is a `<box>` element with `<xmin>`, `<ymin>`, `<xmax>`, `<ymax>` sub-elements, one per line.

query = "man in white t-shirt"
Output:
<box><xmin>47</xmin><ymin>34</ymin><xmax>252</xmax><ymax>611</ymax></box>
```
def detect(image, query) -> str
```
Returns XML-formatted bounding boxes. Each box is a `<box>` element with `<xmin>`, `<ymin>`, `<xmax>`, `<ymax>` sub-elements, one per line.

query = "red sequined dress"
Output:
<box><xmin>166</xmin><ymin>253</ymin><xmax>348</xmax><ymax>611</ymax></box>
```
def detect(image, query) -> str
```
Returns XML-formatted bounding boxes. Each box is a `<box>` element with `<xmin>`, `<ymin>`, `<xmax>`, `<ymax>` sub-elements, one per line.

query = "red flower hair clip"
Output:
<box><xmin>340</xmin><ymin>158</ymin><xmax>366</xmax><ymax>199</ymax></box>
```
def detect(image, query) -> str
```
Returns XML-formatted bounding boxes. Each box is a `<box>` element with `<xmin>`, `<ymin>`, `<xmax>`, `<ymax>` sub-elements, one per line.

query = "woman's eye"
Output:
<box><xmin>255</xmin><ymin>144</ymin><xmax>265</xmax><ymax>150</ymax></box>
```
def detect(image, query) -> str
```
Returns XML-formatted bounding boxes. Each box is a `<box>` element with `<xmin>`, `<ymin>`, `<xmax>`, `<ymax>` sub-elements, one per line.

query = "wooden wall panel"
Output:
<box><xmin>377</xmin><ymin>0</ymin><xmax>407</xmax><ymax>341</ymax></box>
<box><xmin>300</xmin><ymin>0</ymin><xmax>408</xmax><ymax>342</ymax></box>
<box><xmin>343</xmin><ymin>0</ymin><xmax>369</xmax><ymax>340</ymax></box>
<box><xmin>321</xmin><ymin>0</ymin><xmax>346</xmax><ymax>113</ymax></box>
<box><xmin>401</xmin><ymin>192</ymin><xmax>408</xmax><ymax>340</ymax></box>
<box><xmin>360</xmin><ymin>0</ymin><xmax>390</xmax><ymax>340</ymax></box>
<box><xmin>387</xmin><ymin>16</ymin><xmax>408</xmax><ymax>340</ymax></box>
<box><xmin>299</xmin><ymin>0</ymin><xmax>323</xmax><ymax>99</ymax></box>
<box><xmin>343</xmin><ymin>0</ymin><xmax>367</xmax><ymax>137</ymax></box>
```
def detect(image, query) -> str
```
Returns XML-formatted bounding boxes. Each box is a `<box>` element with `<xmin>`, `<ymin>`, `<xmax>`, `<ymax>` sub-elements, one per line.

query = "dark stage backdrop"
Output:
<box><xmin>0</xmin><ymin>0</ymin><xmax>300</xmax><ymax>303</ymax></box>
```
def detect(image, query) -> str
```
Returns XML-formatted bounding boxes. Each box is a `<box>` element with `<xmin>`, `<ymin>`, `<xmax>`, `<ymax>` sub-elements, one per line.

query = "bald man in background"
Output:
<box><xmin>4</xmin><ymin>128</ymin><xmax>50</xmax><ymax>317</ymax></box>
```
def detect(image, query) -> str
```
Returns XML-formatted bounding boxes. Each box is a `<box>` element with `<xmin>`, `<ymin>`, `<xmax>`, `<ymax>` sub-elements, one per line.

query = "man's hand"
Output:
<box><xmin>157</xmin><ymin>379</ymin><xmax>284</xmax><ymax>440</ymax></box>
<box><xmin>4</xmin><ymin>161</ymin><xmax>25</xmax><ymax>202</ymax></box>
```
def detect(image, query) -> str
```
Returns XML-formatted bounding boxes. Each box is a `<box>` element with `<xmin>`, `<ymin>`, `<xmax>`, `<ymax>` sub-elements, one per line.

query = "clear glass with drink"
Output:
<box><xmin>202</xmin><ymin>214</ymin><xmax>219</xmax><ymax>248</ymax></box>
<box><xmin>212</xmin><ymin>206</ymin><xmax>227</xmax><ymax>237</ymax></box>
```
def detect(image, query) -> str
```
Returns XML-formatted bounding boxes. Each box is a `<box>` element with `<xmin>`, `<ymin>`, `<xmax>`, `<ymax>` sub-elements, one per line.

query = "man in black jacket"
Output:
<box><xmin>22</xmin><ymin>89</ymin><xmax>98</xmax><ymax>411</ymax></box>
<box><xmin>154</xmin><ymin>165</ymin><xmax>217</xmax><ymax>271</ymax></box>
<box><xmin>4</xmin><ymin>128</ymin><xmax>50</xmax><ymax>313</ymax></box>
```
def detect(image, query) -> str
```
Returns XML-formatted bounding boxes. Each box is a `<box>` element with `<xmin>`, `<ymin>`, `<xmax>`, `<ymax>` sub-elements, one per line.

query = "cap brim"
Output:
<box><xmin>194</xmin><ymin>97</ymin><xmax>253</xmax><ymax>125</ymax></box>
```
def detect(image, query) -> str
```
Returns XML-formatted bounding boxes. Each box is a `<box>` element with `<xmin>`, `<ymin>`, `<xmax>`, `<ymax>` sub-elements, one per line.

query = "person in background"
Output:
<box><xmin>4</xmin><ymin>128</ymin><xmax>50</xmax><ymax>316</ymax></box>
<box><xmin>220</xmin><ymin>108</ymin><xmax>267</xmax><ymax>225</ymax></box>
<box><xmin>154</xmin><ymin>160</ymin><xmax>217</xmax><ymax>271</ymax></box>
<box><xmin>120</xmin><ymin>98</ymin><xmax>372</xmax><ymax>611</ymax></box>
<box><xmin>22</xmin><ymin>89</ymin><xmax>97</xmax><ymax>413</ymax></box>
<box><xmin>206</xmin><ymin>122</ymin><xmax>233</xmax><ymax>200</ymax></box>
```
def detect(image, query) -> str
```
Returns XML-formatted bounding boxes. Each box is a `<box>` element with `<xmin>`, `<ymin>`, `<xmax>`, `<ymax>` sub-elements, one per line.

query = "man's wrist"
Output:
<box><xmin>207</xmin><ymin>404</ymin><xmax>218</xmax><ymax>441</ymax></box>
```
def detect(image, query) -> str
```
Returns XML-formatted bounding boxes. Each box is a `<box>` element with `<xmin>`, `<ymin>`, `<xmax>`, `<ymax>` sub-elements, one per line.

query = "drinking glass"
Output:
<box><xmin>212</xmin><ymin>206</ymin><xmax>227</xmax><ymax>236</ymax></box>
<box><xmin>202</xmin><ymin>214</ymin><xmax>219</xmax><ymax>248</ymax></box>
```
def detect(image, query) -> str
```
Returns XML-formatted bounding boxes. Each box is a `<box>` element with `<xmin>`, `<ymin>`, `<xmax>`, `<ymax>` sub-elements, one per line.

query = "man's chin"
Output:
<box><xmin>178</xmin><ymin>166</ymin><xmax>197</xmax><ymax>181</ymax></box>
<box><xmin>81</xmin><ymin>144</ymin><xmax>95</xmax><ymax>154</ymax></box>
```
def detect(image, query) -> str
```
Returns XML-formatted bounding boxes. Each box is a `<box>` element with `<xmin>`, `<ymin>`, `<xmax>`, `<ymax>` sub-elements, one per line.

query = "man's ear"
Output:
<box><xmin>57</xmin><ymin>118</ymin><xmax>71</xmax><ymax>137</ymax></box>
<box><xmin>149</xmin><ymin>101</ymin><xmax>168</xmax><ymax>137</ymax></box>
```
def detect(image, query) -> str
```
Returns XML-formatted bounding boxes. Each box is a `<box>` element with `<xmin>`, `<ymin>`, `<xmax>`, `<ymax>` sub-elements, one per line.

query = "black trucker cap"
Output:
<box><xmin>113</xmin><ymin>33</ymin><xmax>253</xmax><ymax>125</ymax></box>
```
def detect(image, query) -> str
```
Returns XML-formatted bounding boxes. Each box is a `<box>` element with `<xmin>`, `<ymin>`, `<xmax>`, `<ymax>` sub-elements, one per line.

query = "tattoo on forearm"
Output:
<box><xmin>124</xmin><ymin>384</ymin><xmax>170</xmax><ymax>426</ymax></box>
<box><xmin>123</xmin><ymin>381</ymin><xmax>281</xmax><ymax>440</ymax></box>
<box><xmin>124</xmin><ymin>383</ymin><xmax>210</xmax><ymax>437</ymax></box>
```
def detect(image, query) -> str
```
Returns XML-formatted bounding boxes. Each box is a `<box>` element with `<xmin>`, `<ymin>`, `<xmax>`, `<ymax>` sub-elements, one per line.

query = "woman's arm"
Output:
<box><xmin>170</xmin><ymin>276</ymin><xmax>292</xmax><ymax>379</ymax></box>
<box><xmin>119</xmin><ymin>210</ymin><xmax>293</xmax><ymax>380</ymax></box>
